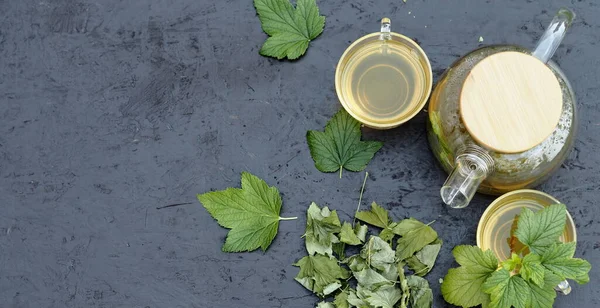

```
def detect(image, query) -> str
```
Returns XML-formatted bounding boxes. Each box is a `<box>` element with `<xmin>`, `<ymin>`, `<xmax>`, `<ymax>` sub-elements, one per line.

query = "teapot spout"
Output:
<box><xmin>532</xmin><ymin>8</ymin><xmax>576</xmax><ymax>63</ymax></box>
<box><xmin>441</xmin><ymin>145</ymin><xmax>494</xmax><ymax>208</ymax></box>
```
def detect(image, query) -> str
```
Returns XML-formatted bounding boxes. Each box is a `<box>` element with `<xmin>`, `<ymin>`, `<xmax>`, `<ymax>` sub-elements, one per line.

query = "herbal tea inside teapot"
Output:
<box><xmin>427</xmin><ymin>9</ymin><xmax>577</xmax><ymax>208</ymax></box>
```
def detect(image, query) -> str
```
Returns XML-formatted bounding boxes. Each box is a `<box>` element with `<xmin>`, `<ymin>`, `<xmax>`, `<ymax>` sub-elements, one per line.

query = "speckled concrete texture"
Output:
<box><xmin>1</xmin><ymin>1</ymin><xmax>599</xmax><ymax>307</ymax></box>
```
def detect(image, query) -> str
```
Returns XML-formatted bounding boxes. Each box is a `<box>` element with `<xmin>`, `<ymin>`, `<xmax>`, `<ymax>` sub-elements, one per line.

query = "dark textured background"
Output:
<box><xmin>1</xmin><ymin>0</ymin><xmax>599</xmax><ymax>307</ymax></box>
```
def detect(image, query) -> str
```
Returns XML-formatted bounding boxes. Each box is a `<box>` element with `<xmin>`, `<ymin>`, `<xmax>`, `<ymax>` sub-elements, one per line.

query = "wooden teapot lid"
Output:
<box><xmin>460</xmin><ymin>51</ymin><xmax>563</xmax><ymax>153</ymax></box>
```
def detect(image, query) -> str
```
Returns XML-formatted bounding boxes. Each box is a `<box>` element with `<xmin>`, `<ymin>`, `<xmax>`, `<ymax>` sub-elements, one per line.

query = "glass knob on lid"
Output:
<box><xmin>460</xmin><ymin>51</ymin><xmax>563</xmax><ymax>154</ymax></box>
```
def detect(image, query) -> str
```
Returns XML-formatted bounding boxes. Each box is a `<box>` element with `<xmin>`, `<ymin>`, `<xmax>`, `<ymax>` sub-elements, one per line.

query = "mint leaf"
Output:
<box><xmin>441</xmin><ymin>246</ymin><xmax>498</xmax><ymax>308</ymax></box>
<box><xmin>303</xmin><ymin>202</ymin><xmax>342</xmax><ymax>257</ymax></box>
<box><xmin>254</xmin><ymin>0</ymin><xmax>325</xmax><ymax>59</ymax></box>
<box><xmin>294</xmin><ymin>254</ymin><xmax>350</xmax><ymax>297</ymax></box>
<box><xmin>514</xmin><ymin>204</ymin><xmax>567</xmax><ymax>254</ymax></box>
<box><xmin>363</xmin><ymin>285</ymin><xmax>403</xmax><ymax>308</ymax></box>
<box><xmin>407</xmin><ymin>275</ymin><xmax>433</xmax><ymax>308</ymax></box>
<box><xmin>482</xmin><ymin>269</ymin><xmax>530</xmax><ymax>308</ymax></box>
<box><xmin>356</xmin><ymin>202</ymin><xmax>390</xmax><ymax>229</ymax></box>
<box><xmin>340</xmin><ymin>221</ymin><xmax>362</xmax><ymax>245</ymax></box>
<box><xmin>197</xmin><ymin>172</ymin><xmax>296</xmax><ymax>252</ymax></box>
<box><xmin>521</xmin><ymin>253</ymin><xmax>545</xmax><ymax>287</ymax></box>
<box><xmin>307</xmin><ymin>110</ymin><xmax>383</xmax><ymax>177</ymax></box>
<box><xmin>528</xmin><ymin>270</ymin><xmax>563</xmax><ymax>308</ymax></box>
<box><xmin>396</xmin><ymin>221</ymin><xmax>438</xmax><ymax>261</ymax></box>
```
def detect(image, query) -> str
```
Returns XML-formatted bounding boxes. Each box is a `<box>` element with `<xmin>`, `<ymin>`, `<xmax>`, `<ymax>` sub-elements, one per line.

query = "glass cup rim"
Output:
<box><xmin>335</xmin><ymin>32</ymin><xmax>433</xmax><ymax>129</ymax></box>
<box><xmin>476</xmin><ymin>189</ymin><xmax>577</xmax><ymax>254</ymax></box>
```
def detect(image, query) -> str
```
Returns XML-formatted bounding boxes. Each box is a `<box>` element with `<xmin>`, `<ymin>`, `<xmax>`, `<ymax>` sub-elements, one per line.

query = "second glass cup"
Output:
<box><xmin>336</xmin><ymin>18</ymin><xmax>432</xmax><ymax>129</ymax></box>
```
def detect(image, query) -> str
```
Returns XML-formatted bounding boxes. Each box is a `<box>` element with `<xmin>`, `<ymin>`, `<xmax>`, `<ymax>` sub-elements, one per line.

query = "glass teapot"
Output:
<box><xmin>427</xmin><ymin>9</ymin><xmax>577</xmax><ymax>208</ymax></box>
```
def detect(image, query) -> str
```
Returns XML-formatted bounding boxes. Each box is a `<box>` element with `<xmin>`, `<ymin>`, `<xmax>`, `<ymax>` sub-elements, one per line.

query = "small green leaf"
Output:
<box><xmin>355</xmin><ymin>202</ymin><xmax>390</xmax><ymax>229</ymax></box>
<box><xmin>353</xmin><ymin>268</ymin><xmax>394</xmax><ymax>290</ymax></box>
<box><xmin>303</xmin><ymin>202</ymin><xmax>342</xmax><ymax>257</ymax></box>
<box><xmin>441</xmin><ymin>246</ymin><xmax>499</xmax><ymax>308</ymax></box>
<box><xmin>540</xmin><ymin>242</ymin><xmax>591</xmax><ymax>283</ymax></box>
<box><xmin>514</xmin><ymin>204</ymin><xmax>567</xmax><ymax>254</ymax></box>
<box><xmin>334</xmin><ymin>290</ymin><xmax>350</xmax><ymax>308</ymax></box>
<box><xmin>340</xmin><ymin>222</ymin><xmax>362</xmax><ymax>245</ymax></box>
<box><xmin>441</xmin><ymin>267</ymin><xmax>494</xmax><ymax>308</ymax></box>
<box><xmin>197</xmin><ymin>172</ymin><xmax>296</xmax><ymax>252</ymax></box>
<box><xmin>391</xmin><ymin>218</ymin><xmax>427</xmax><ymax>236</ymax></box>
<box><xmin>501</xmin><ymin>253</ymin><xmax>522</xmax><ymax>272</ymax></box>
<box><xmin>360</xmin><ymin>237</ymin><xmax>396</xmax><ymax>272</ymax></box>
<box><xmin>453</xmin><ymin>245</ymin><xmax>499</xmax><ymax>272</ymax></box>
<box><xmin>316</xmin><ymin>301</ymin><xmax>335</xmax><ymax>308</ymax></box>
<box><xmin>363</xmin><ymin>285</ymin><xmax>403</xmax><ymax>308</ymax></box>
<box><xmin>254</xmin><ymin>0</ymin><xmax>325</xmax><ymax>59</ymax></box>
<box><xmin>527</xmin><ymin>270</ymin><xmax>563</xmax><ymax>308</ymax></box>
<box><xmin>395</xmin><ymin>222</ymin><xmax>438</xmax><ymax>261</ymax></box>
<box><xmin>406</xmin><ymin>240</ymin><xmax>442</xmax><ymax>276</ymax></box>
<box><xmin>407</xmin><ymin>275</ymin><xmax>433</xmax><ymax>308</ymax></box>
<box><xmin>307</xmin><ymin>110</ymin><xmax>383</xmax><ymax>176</ymax></box>
<box><xmin>521</xmin><ymin>253</ymin><xmax>545</xmax><ymax>287</ymax></box>
<box><xmin>347</xmin><ymin>288</ymin><xmax>369</xmax><ymax>307</ymax></box>
<box><xmin>355</xmin><ymin>223</ymin><xmax>368</xmax><ymax>242</ymax></box>
<box><xmin>293</xmin><ymin>254</ymin><xmax>349</xmax><ymax>297</ymax></box>
<box><xmin>482</xmin><ymin>269</ymin><xmax>530</xmax><ymax>308</ymax></box>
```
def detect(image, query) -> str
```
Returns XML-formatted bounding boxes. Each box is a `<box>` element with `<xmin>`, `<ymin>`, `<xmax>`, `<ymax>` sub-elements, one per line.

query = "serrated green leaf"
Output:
<box><xmin>340</xmin><ymin>222</ymin><xmax>362</xmax><ymax>245</ymax></box>
<box><xmin>514</xmin><ymin>204</ymin><xmax>567</xmax><ymax>254</ymax></box>
<box><xmin>441</xmin><ymin>246</ymin><xmax>498</xmax><ymax>308</ymax></box>
<box><xmin>334</xmin><ymin>290</ymin><xmax>350</xmax><ymax>308</ymax></box>
<box><xmin>379</xmin><ymin>224</ymin><xmax>396</xmax><ymax>243</ymax></box>
<box><xmin>294</xmin><ymin>254</ymin><xmax>349</xmax><ymax>297</ymax></box>
<box><xmin>254</xmin><ymin>0</ymin><xmax>325</xmax><ymax>59</ymax></box>
<box><xmin>396</xmin><ymin>222</ymin><xmax>438</xmax><ymax>261</ymax></box>
<box><xmin>406</xmin><ymin>240</ymin><xmax>442</xmax><ymax>276</ymax></box>
<box><xmin>528</xmin><ymin>270</ymin><xmax>562</xmax><ymax>308</ymax></box>
<box><xmin>354</xmin><ymin>268</ymin><xmax>394</xmax><ymax>290</ymax></box>
<box><xmin>541</xmin><ymin>242</ymin><xmax>576</xmax><ymax>262</ymax></box>
<box><xmin>361</xmin><ymin>237</ymin><xmax>396</xmax><ymax>272</ymax></box>
<box><xmin>542</xmin><ymin>256</ymin><xmax>591</xmax><ymax>284</ymax></box>
<box><xmin>307</xmin><ymin>110</ymin><xmax>383</xmax><ymax>176</ymax></box>
<box><xmin>407</xmin><ymin>275</ymin><xmax>433</xmax><ymax>308</ymax></box>
<box><xmin>363</xmin><ymin>285</ymin><xmax>403</xmax><ymax>308</ymax></box>
<box><xmin>356</xmin><ymin>202</ymin><xmax>390</xmax><ymax>228</ymax></box>
<box><xmin>347</xmin><ymin>288</ymin><xmax>370</xmax><ymax>308</ymax></box>
<box><xmin>441</xmin><ymin>267</ymin><xmax>494</xmax><ymax>308</ymax></box>
<box><xmin>501</xmin><ymin>253</ymin><xmax>522</xmax><ymax>272</ymax></box>
<box><xmin>391</xmin><ymin>218</ymin><xmax>427</xmax><ymax>236</ymax></box>
<box><xmin>521</xmin><ymin>253</ymin><xmax>545</xmax><ymax>287</ymax></box>
<box><xmin>453</xmin><ymin>245</ymin><xmax>499</xmax><ymax>273</ymax></box>
<box><xmin>482</xmin><ymin>269</ymin><xmax>530</xmax><ymax>308</ymax></box>
<box><xmin>345</xmin><ymin>254</ymin><xmax>368</xmax><ymax>272</ymax></box>
<box><xmin>539</xmin><ymin>241</ymin><xmax>591</xmax><ymax>284</ymax></box>
<box><xmin>197</xmin><ymin>172</ymin><xmax>296</xmax><ymax>252</ymax></box>
<box><xmin>303</xmin><ymin>202</ymin><xmax>342</xmax><ymax>257</ymax></box>
<box><xmin>355</xmin><ymin>223</ymin><xmax>368</xmax><ymax>242</ymax></box>
<box><xmin>316</xmin><ymin>301</ymin><xmax>335</xmax><ymax>308</ymax></box>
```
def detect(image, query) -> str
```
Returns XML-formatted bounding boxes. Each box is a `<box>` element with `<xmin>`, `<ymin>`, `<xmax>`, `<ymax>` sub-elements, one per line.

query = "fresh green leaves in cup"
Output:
<box><xmin>254</xmin><ymin>0</ymin><xmax>325</xmax><ymax>59</ymax></box>
<box><xmin>197</xmin><ymin>172</ymin><xmax>297</xmax><ymax>252</ymax></box>
<box><xmin>307</xmin><ymin>109</ymin><xmax>383</xmax><ymax>178</ymax></box>
<box><xmin>441</xmin><ymin>204</ymin><xmax>592</xmax><ymax>308</ymax></box>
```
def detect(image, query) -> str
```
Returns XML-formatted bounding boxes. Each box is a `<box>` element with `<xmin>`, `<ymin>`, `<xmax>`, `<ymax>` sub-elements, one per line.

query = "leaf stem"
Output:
<box><xmin>279</xmin><ymin>216</ymin><xmax>298</xmax><ymax>221</ymax></box>
<box><xmin>339</xmin><ymin>166</ymin><xmax>343</xmax><ymax>179</ymax></box>
<box><xmin>353</xmin><ymin>171</ymin><xmax>369</xmax><ymax>227</ymax></box>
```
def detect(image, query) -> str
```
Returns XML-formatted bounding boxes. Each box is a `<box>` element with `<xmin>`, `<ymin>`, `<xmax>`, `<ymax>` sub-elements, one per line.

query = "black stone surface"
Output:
<box><xmin>1</xmin><ymin>1</ymin><xmax>599</xmax><ymax>307</ymax></box>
